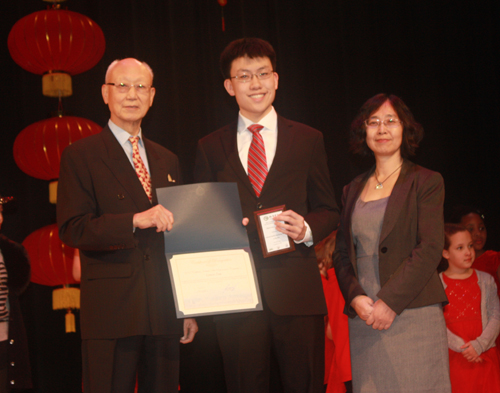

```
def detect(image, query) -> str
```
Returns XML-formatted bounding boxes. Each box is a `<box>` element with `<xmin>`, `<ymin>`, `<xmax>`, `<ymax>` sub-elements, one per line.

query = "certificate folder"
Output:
<box><xmin>157</xmin><ymin>182</ymin><xmax>262</xmax><ymax>318</ymax></box>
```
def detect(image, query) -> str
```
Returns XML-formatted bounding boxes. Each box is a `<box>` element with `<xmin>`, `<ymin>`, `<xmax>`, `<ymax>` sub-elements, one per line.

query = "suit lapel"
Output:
<box><xmin>220</xmin><ymin>122</ymin><xmax>256</xmax><ymax>197</ymax></box>
<box><xmin>343</xmin><ymin>172</ymin><xmax>369</xmax><ymax>263</ymax></box>
<box><xmin>100</xmin><ymin>126</ymin><xmax>151</xmax><ymax>211</ymax></box>
<box><xmin>260</xmin><ymin>115</ymin><xmax>293</xmax><ymax>197</ymax></box>
<box><xmin>379</xmin><ymin>160</ymin><xmax>414</xmax><ymax>244</ymax></box>
<box><xmin>344</xmin><ymin>174</ymin><xmax>368</xmax><ymax>229</ymax></box>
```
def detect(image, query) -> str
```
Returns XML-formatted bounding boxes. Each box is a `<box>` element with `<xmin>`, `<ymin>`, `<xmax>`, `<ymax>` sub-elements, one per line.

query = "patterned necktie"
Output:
<box><xmin>129</xmin><ymin>136</ymin><xmax>152</xmax><ymax>201</ymax></box>
<box><xmin>247</xmin><ymin>124</ymin><xmax>267</xmax><ymax>197</ymax></box>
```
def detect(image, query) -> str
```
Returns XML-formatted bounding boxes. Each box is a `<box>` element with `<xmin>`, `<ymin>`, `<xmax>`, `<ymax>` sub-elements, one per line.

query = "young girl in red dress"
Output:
<box><xmin>451</xmin><ymin>206</ymin><xmax>500</xmax><ymax>288</ymax></box>
<box><xmin>439</xmin><ymin>223</ymin><xmax>500</xmax><ymax>393</ymax></box>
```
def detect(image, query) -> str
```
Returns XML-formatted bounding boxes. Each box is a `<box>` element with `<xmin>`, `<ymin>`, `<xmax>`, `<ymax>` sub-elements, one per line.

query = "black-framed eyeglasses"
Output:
<box><xmin>364</xmin><ymin>118</ymin><xmax>403</xmax><ymax>129</ymax></box>
<box><xmin>105</xmin><ymin>82</ymin><xmax>153</xmax><ymax>94</ymax></box>
<box><xmin>230</xmin><ymin>70</ymin><xmax>274</xmax><ymax>83</ymax></box>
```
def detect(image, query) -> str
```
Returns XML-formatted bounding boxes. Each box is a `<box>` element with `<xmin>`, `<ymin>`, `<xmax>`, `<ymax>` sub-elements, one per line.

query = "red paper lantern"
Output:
<box><xmin>23</xmin><ymin>224</ymin><xmax>78</xmax><ymax>287</ymax></box>
<box><xmin>24</xmin><ymin>224</ymin><xmax>80</xmax><ymax>332</ymax></box>
<box><xmin>8</xmin><ymin>7</ymin><xmax>105</xmax><ymax>96</ymax></box>
<box><xmin>13</xmin><ymin>116</ymin><xmax>102</xmax><ymax>180</ymax></box>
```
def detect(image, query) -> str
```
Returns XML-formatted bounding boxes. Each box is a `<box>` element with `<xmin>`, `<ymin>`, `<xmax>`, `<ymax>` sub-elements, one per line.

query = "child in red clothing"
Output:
<box><xmin>450</xmin><ymin>206</ymin><xmax>500</xmax><ymax>298</ymax></box>
<box><xmin>439</xmin><ymin>223</ymin><xmax>500</xmax><ymax>393</ymax></box>
<box><xmin>316</xmin><ymin>231</ymin><xmax>352</xmax><ymax>393</ymax></box>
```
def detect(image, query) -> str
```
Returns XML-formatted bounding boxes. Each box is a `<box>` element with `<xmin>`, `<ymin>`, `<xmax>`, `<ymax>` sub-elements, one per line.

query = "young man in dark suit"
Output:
<box><xmin>194</xmin><ymin>38</ymin><xmax>339</xmax><ymax>393</ymax></box>
<box><xmin>57</xmin><ymin>58</ymin><xmax>197</xmax><ymax>393</ymax></box>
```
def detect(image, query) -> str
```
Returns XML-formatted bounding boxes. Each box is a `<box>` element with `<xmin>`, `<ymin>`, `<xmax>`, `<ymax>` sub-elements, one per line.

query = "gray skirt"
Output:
<box><xmin>350</xmin><ymin>197</ymin><xmax>451</xmax><ymax>392</ymax></box>
<box><xmin>349</xmin><ymin>303</ymin><xmax>451</xmax><ymax>393</ymax></box>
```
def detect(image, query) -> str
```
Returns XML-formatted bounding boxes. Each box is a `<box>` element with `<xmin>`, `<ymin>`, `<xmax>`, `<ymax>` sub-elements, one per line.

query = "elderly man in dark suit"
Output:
<box><xmin>194</xmin><ymin>38</ymin><xmax>339</xmax><ymax>393</ymax></box>
<box><xmin>57</xmin><ymin>58</ymin><xmax>197</xmax><ymax>393</ymax></box>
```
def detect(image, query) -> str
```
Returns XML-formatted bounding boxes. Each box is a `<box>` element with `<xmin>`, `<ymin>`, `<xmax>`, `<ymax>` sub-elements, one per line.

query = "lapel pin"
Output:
<box><xmin>168</xmin><ymin>174</ymin><xmax>175</xmax><ymax>183</ymax></box>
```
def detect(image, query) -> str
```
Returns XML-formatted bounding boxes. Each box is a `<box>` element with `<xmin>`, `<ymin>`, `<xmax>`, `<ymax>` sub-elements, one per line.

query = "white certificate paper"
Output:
<box><xmin>258</xmin><ymin>209</ymin><xmax>291</xmax><ymax>253</ymax></box>
<box><xmin>169</xmin><ymin>249</ymin><xmax>261</xmax><ymax>317</ymax></box>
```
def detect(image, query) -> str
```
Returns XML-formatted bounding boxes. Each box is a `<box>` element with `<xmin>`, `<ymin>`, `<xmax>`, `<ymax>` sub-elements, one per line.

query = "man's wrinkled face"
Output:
<box><xmin>102</xmin><ymin>58</ymin><xmax>156</xmax><ymax>134</ymax></box>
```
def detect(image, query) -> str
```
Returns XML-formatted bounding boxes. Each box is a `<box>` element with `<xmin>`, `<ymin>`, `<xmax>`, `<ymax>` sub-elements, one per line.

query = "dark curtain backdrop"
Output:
<box><xmin>1</xmin><ymin>0</ymin><xmax>500</xmax><ymax>391</ymax></box>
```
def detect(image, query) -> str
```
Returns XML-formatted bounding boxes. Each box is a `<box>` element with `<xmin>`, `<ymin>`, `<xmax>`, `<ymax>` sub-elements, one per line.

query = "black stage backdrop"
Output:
<box><xmin>1</xmin><ymin>1</ymin><xmax>500</xmax><ymax>392</ymax></box>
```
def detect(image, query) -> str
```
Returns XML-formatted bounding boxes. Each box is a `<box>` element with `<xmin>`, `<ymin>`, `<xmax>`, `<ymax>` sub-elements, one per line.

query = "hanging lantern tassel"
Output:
<box><xmin>218</xmin><ymin>0</ymin><xmax>227</xmax><ymax>31</ymax></box>
<box><xmin>53</xmin><ymin>286</ymin><xmax>80</xmax><ymax>333</ymax></box>
<box><xmin>65</xmin><ymin>309</ymin><xmax>76</xmax><ymax>333</ymax></box>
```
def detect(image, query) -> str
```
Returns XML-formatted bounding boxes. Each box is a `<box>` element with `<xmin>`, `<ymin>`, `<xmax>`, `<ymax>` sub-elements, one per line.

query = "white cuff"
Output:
<box><xmin>294</xmin><ymin>221</ymin><xmax>313</xmax><ymax>247</ymax></box>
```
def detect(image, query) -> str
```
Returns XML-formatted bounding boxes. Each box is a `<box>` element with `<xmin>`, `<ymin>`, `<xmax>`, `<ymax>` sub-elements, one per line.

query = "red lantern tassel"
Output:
<box><xmin>218</xmin><ymin>0</ymin><xmax>227</xmax><ymax>32</ymax></box>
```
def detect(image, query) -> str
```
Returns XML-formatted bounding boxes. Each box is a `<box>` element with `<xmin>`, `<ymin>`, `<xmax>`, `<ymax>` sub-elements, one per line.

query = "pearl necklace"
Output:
<box><xmin>374</xmin><ymin>163</ymin><xmax>403</xmax><ymax>190</ymax></box>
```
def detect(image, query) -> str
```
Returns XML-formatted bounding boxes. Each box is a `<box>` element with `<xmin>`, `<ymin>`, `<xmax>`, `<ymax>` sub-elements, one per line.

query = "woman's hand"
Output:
<box><xmin>351</xmin><ymin>295</ymin><xmax>374</xmax><ymax>321</ymax></box>
<box><xmin>366</xmin><ymin>299</ymin><xmax>396</xmax><ymax>330</ymax></box>
<box><xmin>460</xmin><ymin>342</ymin><xmax>482</xmax><ymax>362</ymax></box>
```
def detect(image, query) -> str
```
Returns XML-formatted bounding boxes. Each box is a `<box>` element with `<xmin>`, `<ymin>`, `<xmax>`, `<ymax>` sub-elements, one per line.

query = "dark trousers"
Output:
<box><xmin>82</xmin><ymin>335</ymin><xmax>180</xmax><ymax>393</ymax></box>
<box><xmin>216</xmin><ymin>310</ymin><xmax>325</xmax><ymax>393</ymax></box>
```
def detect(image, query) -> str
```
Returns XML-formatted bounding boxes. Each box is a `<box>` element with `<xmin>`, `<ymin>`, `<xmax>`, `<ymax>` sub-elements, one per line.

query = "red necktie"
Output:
<box><xmin>247</xmin><ymin>124</ymin><xmax>267</xmax><ymax>197</ymax></box>
<box><xmin>129</xmin><ymin>136</ymin><xmax>152</xmax><ymax>201</ymax></box>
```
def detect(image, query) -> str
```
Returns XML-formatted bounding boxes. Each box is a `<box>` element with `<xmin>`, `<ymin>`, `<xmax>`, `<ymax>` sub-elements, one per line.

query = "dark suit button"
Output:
<box><xmin>144</xmin><ymin>255</ymin><xmax>150</xmax><ymax>261</ymax></box>
<box><xmin>117</xmin><ymin>194</ymin><xmax>125</xmax><ymax>200</ymax></box>
<box><xmin>381</xmin><ymin>247</ymin><xmax>388</xmax><ymax>254</ymax></box>
<box><xmin>256</xmin><ymin>203</ymin><xmax>263</xmax><ymax>209</ymax></box>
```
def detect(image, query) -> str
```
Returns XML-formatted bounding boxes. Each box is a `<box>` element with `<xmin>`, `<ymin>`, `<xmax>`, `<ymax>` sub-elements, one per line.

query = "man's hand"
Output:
<box><xmin>351</xmin><ymin>295</ymin><xmax>374</xmax><ymax>321</ymax></box>
<box><xmin>132</xmin><ymin>205</ymin><xmax>174</xmax><ymax>232</ymax></box>
<box><xmin>365</xmin><ymin>299</ymin><xmax>396</xmax><ymax>330</ymax></box>
<box><xmin>180</xmin><ymin>318</ymin><xmax>198</xmax><ymax>344</ymax></box>
<box><xmin>273</xmin><ymin>210</ymin><xmax>306</xmax><ymax>241</ymax></box>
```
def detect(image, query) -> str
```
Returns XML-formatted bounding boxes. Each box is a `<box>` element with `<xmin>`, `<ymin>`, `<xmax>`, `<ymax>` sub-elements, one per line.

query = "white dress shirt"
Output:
<box><xmin>236</xmin><ymin>108</ymin><xmax>313</xmax><ymax>245</ymax></box>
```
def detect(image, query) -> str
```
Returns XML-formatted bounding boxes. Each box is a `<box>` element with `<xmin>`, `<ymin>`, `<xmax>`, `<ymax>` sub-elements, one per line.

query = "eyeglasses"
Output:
<box><xmin>364</xmin><ymin>118</ymin><xmax>403</xmax><ymax>129</ymax></box>
<box><xmin>230</xmin><ymin>70</ymin><xmax>274</xmax><ymax>83</ymax></box>
<box><xmin>105</xmin><ymin>82</ymin><xmax>152</xmax><ymax>95</ymax></box>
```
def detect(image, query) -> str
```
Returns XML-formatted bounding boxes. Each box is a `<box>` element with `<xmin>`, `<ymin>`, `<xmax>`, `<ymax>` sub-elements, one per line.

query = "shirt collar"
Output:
<box><xmin>108</xmin><ymin>120</ymin><xmax>144</xmax><ymax>147</ymax></box>
<box><xmin>237</xmin><ymin>107</ymin><xmax>277</xmax><ymax>134</ymax></box>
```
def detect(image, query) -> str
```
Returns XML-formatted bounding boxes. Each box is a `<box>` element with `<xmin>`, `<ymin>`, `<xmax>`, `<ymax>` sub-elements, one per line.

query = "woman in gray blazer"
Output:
<box><xmin>333</xmin><ymin>94</ymin><xmax>451</xmax><ymax>393</ymax></box>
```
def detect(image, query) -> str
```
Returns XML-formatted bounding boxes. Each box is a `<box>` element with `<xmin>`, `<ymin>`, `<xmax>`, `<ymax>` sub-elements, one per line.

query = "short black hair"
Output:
<box><xmin>349</xmin><ymin>93</ymin><xmax>424</xmax><ymax>157</ymax></box>
<box><xmin>220</xmin><ymin>38</ymin><xmax>276</xmax><ymax>80</ymax></box>
<box><xmin>449</xmin><ymin>205</ymin><xmax>486</xmax><ymax>225</ymax></box>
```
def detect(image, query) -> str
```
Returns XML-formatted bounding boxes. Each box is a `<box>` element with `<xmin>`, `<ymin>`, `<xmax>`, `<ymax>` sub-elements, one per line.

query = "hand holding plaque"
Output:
<box><xmin>254</xmin><ymin>205</ymin><xmax>295</xmax><ymax>258</ymax></box>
